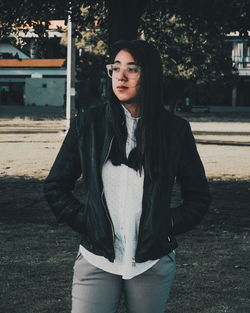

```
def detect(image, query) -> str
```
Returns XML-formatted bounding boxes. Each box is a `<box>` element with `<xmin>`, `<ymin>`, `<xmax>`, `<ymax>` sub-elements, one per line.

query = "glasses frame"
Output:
<box><xmin>106</xmin><ymin>63</ymin><xmax>141</xmax><ymax>79</ymax></box>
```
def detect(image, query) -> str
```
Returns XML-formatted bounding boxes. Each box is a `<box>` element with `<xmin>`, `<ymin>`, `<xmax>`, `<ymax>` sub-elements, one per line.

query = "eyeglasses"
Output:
<box><xmin>106</xmin><ymin>64</ymin><xmax>141</xmax><ymax>79</ymax></box>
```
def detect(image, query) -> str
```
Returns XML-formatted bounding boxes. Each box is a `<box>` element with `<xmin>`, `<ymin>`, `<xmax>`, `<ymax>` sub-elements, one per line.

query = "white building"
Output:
<box><xmin>0</xmin><ymin>58</ymin><xmax>66</xmax><ymax>106</ymax></box>
<box><xmin>0</xmin><ymin>21</ymin><xmax>66</xmax><ymax>107</ymax></box>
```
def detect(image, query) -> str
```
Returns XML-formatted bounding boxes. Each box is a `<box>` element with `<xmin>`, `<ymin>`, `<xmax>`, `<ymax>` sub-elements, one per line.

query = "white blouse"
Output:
<box><xmin>80</xmin><ymin>105</ymin><xmax>159</xmax><ymax>279</ymax></box>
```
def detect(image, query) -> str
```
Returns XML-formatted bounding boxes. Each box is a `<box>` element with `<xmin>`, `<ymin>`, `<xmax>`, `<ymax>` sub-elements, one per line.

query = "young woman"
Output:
<box><xmin>44</xmin><ymin>40</ymin><xmax>211</xmax><ymax>313</ymax></box>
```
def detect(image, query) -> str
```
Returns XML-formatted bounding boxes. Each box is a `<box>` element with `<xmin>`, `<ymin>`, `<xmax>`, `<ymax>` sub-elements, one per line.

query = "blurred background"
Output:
<box><xmin>0</xmin><ymin>1</ymin><xmax>249</xmax><ymax>313</ymax></box>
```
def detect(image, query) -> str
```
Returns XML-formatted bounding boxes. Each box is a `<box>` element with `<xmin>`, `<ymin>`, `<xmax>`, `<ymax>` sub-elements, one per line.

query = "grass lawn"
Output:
<box><xmin>0</xmin><ymin>176</ymin><xmax>249</xmax><ymax>313</ymax></box>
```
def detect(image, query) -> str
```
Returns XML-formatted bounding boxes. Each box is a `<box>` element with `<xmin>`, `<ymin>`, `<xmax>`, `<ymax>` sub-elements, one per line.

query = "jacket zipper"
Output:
<box><xmin>132</xmin><ymin>257</ymin><xmax>136</xmax><ymax>267</ymax></box>
<box><xmin>168</xmin><ymin>217</ymin><xmax>174</xmax><ymax>242</ymax></box>
<box><xmin>101</xmin><ymin>137</ymin><xmax>115</xmax><ymax>243</ymax></box>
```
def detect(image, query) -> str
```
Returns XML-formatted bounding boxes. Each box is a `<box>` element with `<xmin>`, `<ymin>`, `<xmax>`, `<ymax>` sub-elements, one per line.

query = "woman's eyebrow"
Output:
<box><xmin>114</xmin><ymin>60</ymin><xmax>137</xmax><ymax>65</ymax></box>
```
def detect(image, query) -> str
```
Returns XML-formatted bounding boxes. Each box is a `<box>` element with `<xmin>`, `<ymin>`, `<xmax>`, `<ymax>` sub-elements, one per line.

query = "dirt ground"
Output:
<box><xmin>0</xmin><ymin>108</ymin><xmax>249</xmax><ymax>313</ymax></box>
<box><xmin>0</xmin><ymin>115</ymin><xmax>250</xmax><ymax>180</ymax></box>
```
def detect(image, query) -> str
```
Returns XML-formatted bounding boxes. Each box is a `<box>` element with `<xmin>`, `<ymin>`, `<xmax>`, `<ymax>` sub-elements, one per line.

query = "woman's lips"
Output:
<box><xmin>117</xmin><ymin>86</ymin><xmax>128</xmax><ymax>93</ymax></box>
<box><xmin>117</xmin><ymin>86</ymin><xmax>128</xmax><ymax>90</ymax></box>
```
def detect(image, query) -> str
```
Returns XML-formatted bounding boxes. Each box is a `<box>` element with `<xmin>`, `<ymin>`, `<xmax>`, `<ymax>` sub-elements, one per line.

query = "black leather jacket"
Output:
<box><xmin>44</xmin><ymin>103</ymin><xmax>211</xmax><ymax>263</ymax></box>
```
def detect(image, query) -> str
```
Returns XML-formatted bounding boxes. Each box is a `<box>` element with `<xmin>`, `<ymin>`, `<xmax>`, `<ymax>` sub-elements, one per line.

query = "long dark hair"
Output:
<box><xmin>108</xmin><ymin>40</ymin><xmax>166</xmax><ymax>178</ymax></box>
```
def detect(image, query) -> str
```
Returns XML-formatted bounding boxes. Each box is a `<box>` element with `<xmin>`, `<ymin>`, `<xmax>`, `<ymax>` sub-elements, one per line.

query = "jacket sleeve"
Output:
<box><xmin>171</xmin><ymin>121</ymin><xmax>211</xmax><ymax>236</ymax></box>
<box><xmin>43</xmin><ymin>117</ymin><xmax>85</xmax><ymax>233</ymax></box>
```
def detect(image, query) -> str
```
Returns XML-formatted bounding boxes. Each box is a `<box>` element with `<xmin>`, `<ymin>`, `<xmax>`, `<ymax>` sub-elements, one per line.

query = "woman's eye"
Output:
<box><xmin>113</xmin><ymin>66</ymin><xmax>120</xmax><ymax>72</ymax></box>
<box><xmin>128</xmin><ymin>66</ymin><xmax>138</xmax><ymax>73</ymax></box>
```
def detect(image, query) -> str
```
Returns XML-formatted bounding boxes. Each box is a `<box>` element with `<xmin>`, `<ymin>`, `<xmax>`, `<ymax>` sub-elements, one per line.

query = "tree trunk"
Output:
<box><xmin>106</xmin><ymin>0</ymin><xmax>149</xmax><ymax>46</ymax></box>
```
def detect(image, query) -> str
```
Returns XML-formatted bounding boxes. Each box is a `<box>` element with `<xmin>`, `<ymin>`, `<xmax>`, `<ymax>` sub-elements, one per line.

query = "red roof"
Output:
<box><xmin>0</xmin><ymin>59</ymin><xmax>66</xmax><ymax>68</ymax></box>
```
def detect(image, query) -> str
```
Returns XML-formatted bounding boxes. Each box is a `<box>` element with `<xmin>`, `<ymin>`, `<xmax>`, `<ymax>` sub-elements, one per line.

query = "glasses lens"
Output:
<box><xmin>127</xmin><ymin>65</ymin><xmax>140</xmax><ymax>74</ymax></box>
<box><xmin>106</xmin><ymin>64</ymin><xmax>140</xmax><ymax>78</ymax></box>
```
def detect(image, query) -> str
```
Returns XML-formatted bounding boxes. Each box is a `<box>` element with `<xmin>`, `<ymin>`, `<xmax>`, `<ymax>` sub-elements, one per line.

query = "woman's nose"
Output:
<box><xmin>117</xmin><ymin>69</ymin><xmax>128</xmax><ymax>80</ymax></box>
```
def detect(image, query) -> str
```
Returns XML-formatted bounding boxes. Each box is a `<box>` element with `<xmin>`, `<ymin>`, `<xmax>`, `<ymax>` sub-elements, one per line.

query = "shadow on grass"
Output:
<box><xmin>205</xmin><ymin>178</ymin><xmax>250</xmax><ymax>231</ymax></box>
<box><xmin>0</xmin><ymin>175</ymin><xmax>53</xmax><ymax>225</ymax></box>
<box><xmin>0</xmin><ymin>176</ymin><xmax>249</xmax><ymax>228</ymax></box>
<box><xmin>0</xmin><ymin>175</ymin><xmax>249</xmax><ymax>313</ymax></box>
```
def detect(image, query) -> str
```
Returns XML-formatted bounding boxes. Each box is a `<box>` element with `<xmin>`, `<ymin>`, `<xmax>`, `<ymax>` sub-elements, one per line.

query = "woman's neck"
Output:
<box><xmin>122</xmin><ymin>103</ymin><xmax>139</xmax><ymax>118</ymax></box>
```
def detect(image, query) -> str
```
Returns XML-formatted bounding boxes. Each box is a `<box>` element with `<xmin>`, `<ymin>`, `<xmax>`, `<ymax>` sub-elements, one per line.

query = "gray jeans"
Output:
<box><xmin>71</xmin><ymin>252</ymin><xmax>176</xmax><ymax>313</ymax></box>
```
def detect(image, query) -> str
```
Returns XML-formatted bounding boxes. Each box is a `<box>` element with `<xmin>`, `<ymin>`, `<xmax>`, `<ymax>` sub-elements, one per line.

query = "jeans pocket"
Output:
<box><xmin>75</xmin><ymin>248</ymin><xmax>83</xmax><ymax>262</ymax></box>
<box><xmin>150</xmin><ymin>254</ymin><xmax>176</xmax><ymax>277</ymax></box>
<box><xmin>167</xmin><ymin>251</ymin><xmax>176</xmax><ymax>263</ymax></box>
<box><xmin>73</xmin><ymin>250</ymin><xmax>84</xmax><ymax>274</ymax></box>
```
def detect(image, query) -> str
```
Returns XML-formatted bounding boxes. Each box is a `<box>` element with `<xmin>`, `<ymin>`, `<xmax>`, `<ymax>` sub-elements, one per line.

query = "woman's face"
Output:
<box><xmin>112</xmin><ymin>50</ymin><xmax>141</xmax><ymax>105</ymax></box>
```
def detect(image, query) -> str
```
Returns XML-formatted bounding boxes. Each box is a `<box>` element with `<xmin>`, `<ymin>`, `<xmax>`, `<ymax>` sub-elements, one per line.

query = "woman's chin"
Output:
<box><xmin>116</xmin><ymin>96</ymin><xmax>137</xmax><ymax>104</ymax></box>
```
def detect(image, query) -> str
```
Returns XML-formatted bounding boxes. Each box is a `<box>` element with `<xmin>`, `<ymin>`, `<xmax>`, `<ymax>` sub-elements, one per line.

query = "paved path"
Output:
<box><xmin>190</xmin><ymin>122</ymin><xmax>250</xmax><ymax>146</ymax></box>
<box><xmin>1</xmin><ymin>118</ymin><xmax>249</xmax><ymax>145</ymax></box>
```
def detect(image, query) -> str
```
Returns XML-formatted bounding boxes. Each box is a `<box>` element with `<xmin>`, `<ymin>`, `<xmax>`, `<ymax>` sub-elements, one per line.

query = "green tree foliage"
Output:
<box><xmin>73</xmin><ymin>5</ymin><xmax>108</xmax><ymax>55</ymax></box>
<box><xmin>0</xmin><ymin>0</ymin><xmax>64</xmax><ymax>37</ymax></box>
<box><xmin>0</xmin><ymin>0</ymin><xmax>102</xmax><ymax>37</ymax></box>
<box><xmin>167</xmin><ymin>0</ymin><xmax>250</xmax><ymax>36</ymax></box>
<box><xmin>140</xmin><ymin>1</ymin><xmax>239</xmax><ymax>105</ymax></box>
